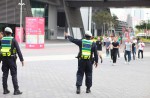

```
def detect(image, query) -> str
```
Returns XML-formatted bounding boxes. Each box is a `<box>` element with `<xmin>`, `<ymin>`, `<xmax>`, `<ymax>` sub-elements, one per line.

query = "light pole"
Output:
<box><xmin>146</xmin><ymin>13</ymin><xmax>149</xmax><ymax>39</ymax></box>
<box><xmin>88</xmin><ymin>7</ymin><xmax>92</xmax><ymax>32</ymax></box>
<box><xmin>103</xmin><ymin>23</ymin><xmax>106</xmax><ymax>36</ymax></box>
<box><xmin>18</xmin><ymin>0</ymin><xmax>25</xmax><ymax>44</ymax></box>
<box><xmin>6</xmin><ymin>0</ymin><xmax>7</xmax><ymax>23</ymax></box>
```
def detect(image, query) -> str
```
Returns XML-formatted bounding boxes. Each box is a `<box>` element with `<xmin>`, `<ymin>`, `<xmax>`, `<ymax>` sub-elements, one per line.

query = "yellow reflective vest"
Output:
<box><xmin>81</xmin><ymin>39</ymin><xmax>93</xmax><ymax>59</ymax></box>
<box><xmin>0</xmin><ymin>37</ymin><xmax>16</xmax><ymax>56</ymax></box>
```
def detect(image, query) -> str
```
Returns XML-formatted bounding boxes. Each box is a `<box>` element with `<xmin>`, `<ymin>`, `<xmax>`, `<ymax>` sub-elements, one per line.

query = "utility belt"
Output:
<box><xmin>2</xmin><ymin>54</ymin><xmax>16</xmax><ymax>58</ymax></box>
<box><xmin>2</xmin><ymin>54</ymin><xmax>17</xmax><ymax>62</ymax></box>
<box><xmin>1</xmin><ymin>49</ymin><xmax>16</xmax><ymax>57</ymax></box>
<box><xmin>76</xmin><ymin>52</ymin><xmax>91</xmax><ymax>60</ymax></box>
<box><xmin>80</xmin><ymin>56</ymin><xmax>91</xmax><ymax>60</ymax></box>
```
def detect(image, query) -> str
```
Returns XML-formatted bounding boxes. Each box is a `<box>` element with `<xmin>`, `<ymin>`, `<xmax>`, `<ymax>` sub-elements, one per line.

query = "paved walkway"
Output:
<box><xmin>0</xmin><ymin>41</ymin><xmax>150</xmax><ymax>98</ymax></box>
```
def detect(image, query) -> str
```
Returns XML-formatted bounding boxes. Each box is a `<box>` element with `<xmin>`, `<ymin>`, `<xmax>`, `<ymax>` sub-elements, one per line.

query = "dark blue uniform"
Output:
<box><xmin>0</xmin><ymin>38</ymin><xmax>24</xmax><ymax>91</ymax></box>
<box><xmin>68</xmin><ymin>36</ymin><xmax>98</xmax><ymax>88</ymax></box>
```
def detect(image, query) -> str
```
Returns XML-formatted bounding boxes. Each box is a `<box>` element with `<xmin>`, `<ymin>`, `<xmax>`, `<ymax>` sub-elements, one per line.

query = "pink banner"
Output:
<box><xmin>26</xmin><ymin>17</ymin><xmax>45</xmax><ymax>49</ymax></box>
<box><xmin>15</xmin><ymin>27</ymin><xmax>23</xmax><ymax>43</ymax></box>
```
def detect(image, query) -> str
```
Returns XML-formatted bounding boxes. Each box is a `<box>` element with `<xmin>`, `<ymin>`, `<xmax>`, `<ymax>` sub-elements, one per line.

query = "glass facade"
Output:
<box><xmin>30</xmin><ymin>0</ymin><xmax>48</xmax><ymax>28</ymax></box>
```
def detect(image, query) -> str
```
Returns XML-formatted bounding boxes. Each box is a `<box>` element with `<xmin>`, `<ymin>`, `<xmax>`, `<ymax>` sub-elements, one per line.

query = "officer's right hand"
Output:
<box><xmin>21</xmin><ymin>61</ymin><xmax>24</xmax><ymax>67</ymax></box>
<box><xmin>65</xmin><ymin>33</ymin><xmax>70</xmax><ymax>37</ymax></box>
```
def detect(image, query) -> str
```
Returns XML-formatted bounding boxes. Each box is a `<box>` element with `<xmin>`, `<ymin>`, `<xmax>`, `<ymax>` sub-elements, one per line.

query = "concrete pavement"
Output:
<box><xmin>0</xmin><ymin>41</ymin><xmax>150</xmax><ymax>98</ymax></box>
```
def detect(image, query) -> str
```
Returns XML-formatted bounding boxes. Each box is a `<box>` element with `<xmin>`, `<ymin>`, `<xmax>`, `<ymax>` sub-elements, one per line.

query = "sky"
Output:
<box><xmin>110</xmin><ymin>8</ymin><xmax>150</xmax><ymax>27</ymax></box>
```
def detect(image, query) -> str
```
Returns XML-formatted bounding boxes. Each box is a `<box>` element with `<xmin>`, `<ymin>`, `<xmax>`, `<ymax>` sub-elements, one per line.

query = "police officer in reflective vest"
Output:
<box><xmin>0</xmin><ymin>27</ymin><xmax>24</xmax><ymax>95</ymax></box>
<box><xmin>67</xmin><ymin>31</ymin><xmax>98</xmax><ymax>94</ymax></box>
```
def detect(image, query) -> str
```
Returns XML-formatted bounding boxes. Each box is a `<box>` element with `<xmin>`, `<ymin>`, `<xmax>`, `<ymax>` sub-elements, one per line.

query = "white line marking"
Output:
<box><xmin>16</xmin><ymin>52</ymin><xmax>150</xmax><ymax>62</ymax></box>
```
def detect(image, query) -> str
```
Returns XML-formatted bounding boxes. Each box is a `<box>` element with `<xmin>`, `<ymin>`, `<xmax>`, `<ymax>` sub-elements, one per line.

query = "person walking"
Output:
<box><xmin>137</xmin><ymin>37</ymin><xmax>140</xmax><ymax>44</ymax></box>
<box><xmin>117</xmin><ymin>36</ymin><xmax>121</xmax><ymax>59</ymax></box>
<box><xmin>0</xmin><ymin>27</ymin><xmax>24</xmax><ymax>95</ymax></box>
<box><xmin>103</xmin><ymin>36</ymin><xmax>106</xmax><ymax>46</ymax></box>
<box><xmin>132</xmin><ymin>37</ymin><xmax>137</xmax><ymax>60</ymax></box>
<box><xmin>96</xmin><ymin>36</ymin><xmax>103</xmax><ymax>63</ymax></box>
<box><xmin>112</xmin><ymin>37</ymin><xmax>119</xmax><ymax>65</ymax></box>
<box><xmin>138</xmin><ymin>39</ymin><xmax>145</xmax><ymax>59</ymax></box>
<box><xmin>105</xmin><ymin>37</ymin><xmax>110</xmax><ymax>57</ymax></box>
<box><xmin>67</xmin><ymin>31</ymin><xmax>98</xmax><ymax>94</ymax></box>
<box><xmin>124</xmin><ymin>39</ymin><xmax>132</xmax><ymax>64</ymax></box>
<box><xmin>109</xmin><ymin>36</ymin><xmax>114</xmax><ymax>62</ymax></box>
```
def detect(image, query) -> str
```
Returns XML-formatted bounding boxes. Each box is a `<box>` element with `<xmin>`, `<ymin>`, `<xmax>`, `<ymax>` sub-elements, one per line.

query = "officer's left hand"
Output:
<box><xmin>94</xmin><ymin>62</ymin><xmax>98</xmax><ymax>68</ymax></box>
<box><xmin>21</xmin><ymin>61</ymin><xmax>24</xmax><ymax>67</ymax></box>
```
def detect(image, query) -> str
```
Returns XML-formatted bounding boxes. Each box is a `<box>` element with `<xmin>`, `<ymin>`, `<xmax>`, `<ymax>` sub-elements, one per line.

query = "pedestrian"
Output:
<box><xmin>120</xmin><ymin>34</ymin><xmax>123</xmax><ymax>44</ymax></box>
<box><xmin>105</xmin><ymin>37</ymin><xmax>110</xmax><ymax>57</ymax></box>
<box><xmin>0</xmin><ymin>27</ymin><xmax>24</xmax><ymax>95</ymax></box>
<box><xmin>138</xmin><ymin>39</ymin><xmax>145</xmax><ymax>59</ymax></box>
<box><xmin>103</xmin><ymin>36</ymin><xmax>106</xmax><ymax>46</ymax></box>
<box><xmin>132</xmin><ymin>37</ymin><xmax>137</xmax><ymax>60</ymax></box>
<box><xmin>137</xmin><ymin>37</ymin><xmax>140</xmax><ymax>44</ymax></box>
<box><xmin>117</xmin><ymin>36</ymin><xmax>121</xmax><ymax>59</ymax></box>
<box><xmin>67</xmin><ymin>31</ymin><xmax>98</xmax><ymax>94</ymax></box>
<box><xmin>112</xmin><ymin>37</ymin><xmax>119</xmax><ymax>66</ymax></box>
<box><xmin>124</xmin><ymin>39</ymin><xmax>132</xmax><ymax>64</ymax></box>
<box><xmin>96</xmin><ymin>36</ymin><xmax>103</xmax><ymax>63</ymax></box>
<box><xmin>109</xmin><ymin>36</ymin><xmax>114</xmax><ymax>62</ymax></box>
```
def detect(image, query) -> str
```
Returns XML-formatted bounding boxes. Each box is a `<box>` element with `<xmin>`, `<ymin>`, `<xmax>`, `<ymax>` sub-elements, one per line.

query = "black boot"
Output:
<box><xmin>86</xmin><ymin>88</ymin><xmax>91</xmax><ymax>93</ymax></box>
<box><xmin>101</xmin><ymin>59</ymin><xmax>103</xmax><ymax>63</ymax></box>
<box><xmin>14</xmin><ymin>89</ymin><xmax>22</xmax><ymax>95</ymax></box>
<box><xmin>100</xmin><ymin>57</ymin><xmax>103</xmax><ymax>63</ymax></box>
<box><xmin>3</xmin><ymin>89</ymin><xmax>10</xmax><ymax>94</ymax></box>
<box><xmin>76</xmin><ymin>86</ymin><xmax>80</xmax><ymax>94</ymax></box>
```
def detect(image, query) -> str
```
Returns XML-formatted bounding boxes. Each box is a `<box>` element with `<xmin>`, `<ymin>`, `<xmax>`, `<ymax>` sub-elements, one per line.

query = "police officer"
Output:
<box><xmin>0</xmin><ymin>32</ymin><xmax>4</xmax><ymax>63</ymax></box>
<box><xmin>67</xmin><ymin>31</ymin><xmax>98</xmax><ymax>94</ymax></box>
<box><xmin>0</xmin><ymin>27</ymin><xmax>24</xmax><ymax>95</ymax></box>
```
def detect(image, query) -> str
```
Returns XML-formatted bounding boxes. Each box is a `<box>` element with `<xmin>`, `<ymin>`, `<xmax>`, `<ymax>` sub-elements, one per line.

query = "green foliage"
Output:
<box><xmin>94</xmin><ymin>36</ymin><xmax>98</xmax><ymax>40</ymax></box>
<box><xmin>94</xmin><ymin>36</ymin><xmax>103</xmax><ymax>41</ymax></box>
<box><xmin>100</xmin><ymin>36</ymin><xmax>103</xmax><ymax>41</ymax></box>
<box><xmin>112</xmin><ymin>14</ymin><xmax>119</xmax><ymax>28</ymax></box>
<box><xmin>135</xmin><ymin>20</ymin><xmax>150</xmax><ymax>30</ymax></box>
<box><xmin>141</xmin><ymin>37</ymin><xmax>150</xmax><ymax>42</ymax></box>
<box><xmin>93</xmin><ymin>11</ymin><xmax>111</xmax><ymax>27</ymax></box>
<box><xmin>92</xmin><ymin>11</ymin><xmax>118</xmax><ymax>29</ymax></box>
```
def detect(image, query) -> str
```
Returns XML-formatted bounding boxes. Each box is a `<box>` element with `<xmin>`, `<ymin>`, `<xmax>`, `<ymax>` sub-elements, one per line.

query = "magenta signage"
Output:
<box><xmin>15</xmin><ymin>27</ymin><xmax>23</xmax><ymax>43</ymax></box>
<box><xmin>25</xmin><ymin>17</ymin><xmax>45</xmax><ymax>49</ymax></box>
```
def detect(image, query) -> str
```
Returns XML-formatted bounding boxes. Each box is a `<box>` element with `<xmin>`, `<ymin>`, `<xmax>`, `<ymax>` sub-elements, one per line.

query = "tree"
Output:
<box><xmin>92</xmin><ymin>11</ymin><xmax>118</xmax><ymax>35</ymax></box>
<box><xmin>135</xmin><ymin>25</ymin><xmax>141</xmax><ymax>31</ymax></box>
<box><xmin>93</xmin><ymin>11</ymin><xmax>112</xmax><ymax>28</ymax></box>
<box><xmin>135</xmin><ymin>20</ymin><xmax>150</xmax><ymax>30</ymax></box>
<box><xmin>112</xmin><ymin>14</ymin><xmax>119</xmax><ymax>28</ymax></box>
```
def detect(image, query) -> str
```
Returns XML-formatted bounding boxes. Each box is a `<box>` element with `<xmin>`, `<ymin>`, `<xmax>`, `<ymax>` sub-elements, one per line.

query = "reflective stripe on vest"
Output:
<box><xmin>81</xmin><ymin>39</ymin><xmax>93</xmax><ymax>59</ymax></box>
<box><xmin>1</xmin><ymin>37</ymin><xmax>13</xmax><ymax>56</ymax></box>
